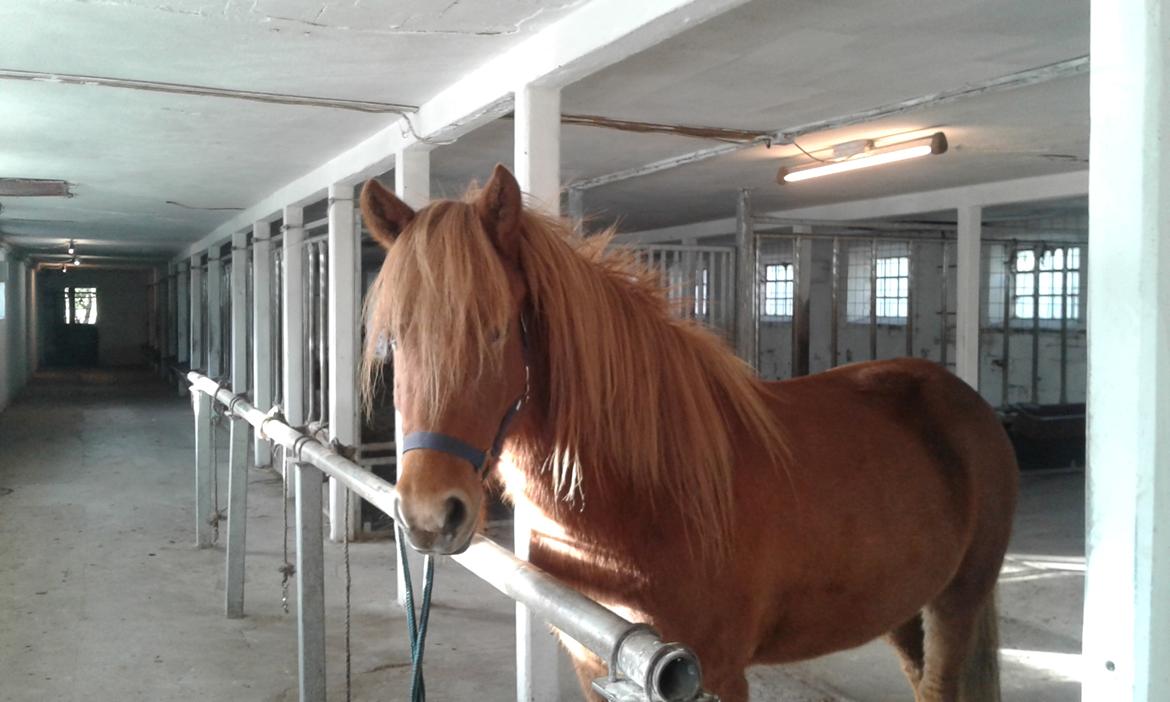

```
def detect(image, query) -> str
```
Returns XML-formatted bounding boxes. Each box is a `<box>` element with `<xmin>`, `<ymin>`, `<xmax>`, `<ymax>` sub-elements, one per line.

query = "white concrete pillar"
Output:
<box><xmin>206</xmin><ymin>250</ymin><xmax>223</xmax><ymax>378</ymax></box>
<box><xmin>282</xmin><ymin>205</ymin><xmax>307</xmax><ymax>428</ymax></box>
<box><xmin>327</xmin><ymin>183</ymin><xmax>360</xmax><ymax>542</ymax></box>
<box><xmin>513</xmin><ymin>82</ymin><xmax>563</xmax><ymax>702</ymax></box>
<box><xmin>392</xmin><ymin>146</ymin><xmax>431</xmax><ymax>607</ymax></box>
<box><xmin>189</xmin><ymin>255</ymin><xmax>204</xmax><ymax>371</ymax></box>
<box><xmin>734</xmin><ymin>189</ymin><xmax>756</xmax><ymax>364</ymax></box>
<box><xmin>954</xmin><ymin>205</ymin><xmax>982</xmax><ymax>387</ymax></box>
<box><xmin>252</xmin><ymin>220</ymin><xmax>274</xmax><ymax>467</ymax></box>
<box><xmin>176</xmin><ymin>261</ymin><xmax>190</xmax><ymax>365</ymax></box>
<box><xmin>1083</xmin><ymin>2</ymin><xmax>1170</xmax><ymax>700</ymax></box>
<box><xmin>166</xmin><ymin>262</ymin><xmax>178</xmax><ymax>361</ymax></box>
<box><xmin>225</xmin><ymin>229</ymin><xmax>251</xmax><ymax>618</ymax></box>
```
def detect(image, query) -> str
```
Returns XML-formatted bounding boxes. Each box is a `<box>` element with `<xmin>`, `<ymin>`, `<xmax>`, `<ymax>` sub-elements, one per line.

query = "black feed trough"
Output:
<box><xmin>1000</xmin><ymin>403</ymin><xmax>1086</xmax><ymax>470</ymax></box>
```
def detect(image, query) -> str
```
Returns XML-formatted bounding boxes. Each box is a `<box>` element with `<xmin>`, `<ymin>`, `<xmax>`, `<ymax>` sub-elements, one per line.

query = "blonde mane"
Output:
<box><xmin>362</xmin><ymin>192</ymin><xmax>789</xmax><ymax>550</ymax></box>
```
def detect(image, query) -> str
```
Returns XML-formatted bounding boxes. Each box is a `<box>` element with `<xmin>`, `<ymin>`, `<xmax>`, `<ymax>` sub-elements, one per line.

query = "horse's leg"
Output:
<box><xmin>886</xmin><ymin>612</ymin><xmax>926</xmax><ymax>696</ymax></box>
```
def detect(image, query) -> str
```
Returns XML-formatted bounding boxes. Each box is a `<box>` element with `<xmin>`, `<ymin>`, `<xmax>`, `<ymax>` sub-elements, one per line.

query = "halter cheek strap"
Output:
<box><xmin>400</xmin><ymin>322</ymin><xmax>530</xmax><ymax>475</ymax></box>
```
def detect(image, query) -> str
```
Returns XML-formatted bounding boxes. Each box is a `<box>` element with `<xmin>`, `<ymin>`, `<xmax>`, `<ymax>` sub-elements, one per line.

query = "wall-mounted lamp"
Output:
<box><xmin>777</xmin><ymin>132</ymin><xmax>947</xmax><ymax>184</ymax></box>
<box><xmin>67</xmin><ymin>240</ymin><xmax>75</xmax><ymax>255</ymax></box>
<box><xmin>72</xmin><ymin>257</ymin><xmax>80</xmax><ymax>265</ymax></box>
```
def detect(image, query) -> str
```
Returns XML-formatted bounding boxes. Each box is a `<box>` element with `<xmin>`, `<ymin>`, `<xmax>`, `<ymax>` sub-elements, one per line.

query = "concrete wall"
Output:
<box><xmin>37</xmin><ymin>268</ymin><xmax>151</xmax><ymax>368</ymax></box>
<box><xmin>0</xmin><ymin>249</ymin><xmax>32</xmax><ymax>413</ymax></box>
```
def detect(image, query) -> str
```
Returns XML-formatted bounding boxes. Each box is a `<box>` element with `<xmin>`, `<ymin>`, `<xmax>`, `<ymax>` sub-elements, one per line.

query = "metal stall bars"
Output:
<box><xmin>186</xmin><ymin>371</ymin><xmax>716</xmax><ymax>702</ymax></box>
<box><xmin>631</xmin><ymin>244</ymin><xmax>737</xmax><ymax>340</ymax></box>
<box><xmin>752</xmin><ymin>226</ymin><xmax>952</xmax><ymax>382</ymax></box>
<box><xmin>302</xmin><ymin>218</ymin><xmax>329</xmax><ymax>438</ymax></box>
<box><xmin>982</xmin><ymin>236</ymin><xmax>1087</xmax><ymax>408</ymax></box>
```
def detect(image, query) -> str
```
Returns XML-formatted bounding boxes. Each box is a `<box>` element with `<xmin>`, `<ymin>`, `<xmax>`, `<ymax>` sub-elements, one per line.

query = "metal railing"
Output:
<box><xmin>185</xmin><ymin>370</ymin><xmax>714</xmax><ymax>702</ymax></box>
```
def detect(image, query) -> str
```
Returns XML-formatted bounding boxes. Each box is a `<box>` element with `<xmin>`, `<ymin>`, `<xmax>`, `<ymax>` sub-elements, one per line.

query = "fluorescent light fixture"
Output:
<box><xmin>0</xmin><ymin>178</ymin><xmax>72</xmax><ymax>197</ymax></box>
<box><xmin>778</xmin><ymin>132</ymin><xmax>947</xmax><ymax>184</ymax></box>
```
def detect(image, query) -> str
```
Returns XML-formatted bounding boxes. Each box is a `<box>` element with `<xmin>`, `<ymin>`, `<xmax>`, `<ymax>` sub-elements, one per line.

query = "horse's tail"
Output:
<box><xmin>960</xmin><ymin>592</ymin><xmax>1002</xmax><ymax>702</ymax></box>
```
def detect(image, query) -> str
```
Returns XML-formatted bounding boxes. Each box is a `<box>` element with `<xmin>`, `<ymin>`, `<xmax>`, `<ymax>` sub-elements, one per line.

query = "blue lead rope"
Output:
<box><xmin>397</xmin><ymin>525</ymin><xmax>436</xmax><ymax>702</ymax></box>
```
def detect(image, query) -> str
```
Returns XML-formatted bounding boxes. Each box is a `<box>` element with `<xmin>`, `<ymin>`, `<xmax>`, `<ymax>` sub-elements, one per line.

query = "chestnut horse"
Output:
<box><xmin>359</xmin><ymin>165</ymin><xmax>1018</xmax><ymax>702</ymax></box>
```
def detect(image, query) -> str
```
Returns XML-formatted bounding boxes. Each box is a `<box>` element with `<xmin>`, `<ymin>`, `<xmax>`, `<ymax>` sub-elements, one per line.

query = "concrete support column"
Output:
<box><xmin>282</xmin><ymin>206</ymin><xmax>306</xmax><ymax>493</ymax></box>
<box><xmin>327</xmin><ymin>183</ymin><xmax>359</xmax><ymax>542</ymax></box>
<box><xmin>176</xmin><ymin>262</ymin><xmax>190</xmax><ymax>365</ymax></box>
<box><xmin>189</xmin><ymin>255</ymin><xmax>204</xmax><ymax>372</ymax></box>
<box><xmin>513</xmin><ymin>82</ymin><xmax>563</xmax><ymax>702</ymax></box>
<box><xmin>225</xmin><ymin>229</ymin><xmax>251</xmax><ymax>618</ymax></box>
<box><xmin>393</xmin><ymin>146</ymin><xmax>431</xmax><ymax>607</ymax></box>
<box><xmin>167</xmin><ymin>262</ymin><xmax>178</xmax><ymax>361</ymax></box>
<box><xmin>252</xmin><ymin>220</ymin><xmax>274</xmax><ymax>467</ymax></box>
<box><xmin>206</xmin><ymin>250</ymin><xmax>223</xmax><ymax>378</ymax></box>
<box><xmin>1083</xmin><ymin>2</ymin><xmax>1170</xmax><ymax>700</ymax></box>
<box><xmin>567</xmin><ymin>186</ymin><xmax>585</xmax><ymax>225</ymax></box>
<box><xmin>954</xmin><ymin>205</ymin><xmax>982</xmax><ymax>387</ymax></box>
<box><xmin>734</xmin><ymin>189</ymin><xmax>756</xmax><ymax>365</ymax></box>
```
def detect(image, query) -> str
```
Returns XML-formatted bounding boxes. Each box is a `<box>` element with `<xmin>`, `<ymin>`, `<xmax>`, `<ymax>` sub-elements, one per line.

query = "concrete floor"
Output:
<box><xmin>0</xmin><ymin>370</ymin><xmax>1084</xmax><ymax>701</ymax></box>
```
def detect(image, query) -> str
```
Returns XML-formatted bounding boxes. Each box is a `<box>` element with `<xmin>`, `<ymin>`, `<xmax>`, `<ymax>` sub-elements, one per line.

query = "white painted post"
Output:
<box><xmin>327</xmin><ymin>183</ymin><xmax>360</xmax><ymax>542</ymax></box>
<box><xmin>283</xmin><ymin>206</ymin><xmax>306</xmax><ymax>494</ymax></box>
<box><xmin>1083</xmin><ymin>2</ymin><xmax>1170</xmax><ymax>700</ymax></box>
<box><xmin>295</xmin><ymin>460</ymin><xmax>327</xmax><ymax>702</ymax></box>
<box><xmin>393</xmin><ymin>146</ymin><xmax>431</xmax><ymax>607</ymax></box>
<box><xmin>176</xmin><ymin>262</ymin><xmax>190</xmax><ymax>394</ymax></box>
<box><xmin>567</xmin><ymin>186</ymin><xmax>585</xmax><ymax>225</ymax></box>
<box><xmin>734</xmin><ymin>189</ymin><xmax>756</xmax><ymax>364</ymax></box>
<box><xmin>252</xmin><ymin>220</ymin><xmax>274</xmax><ymax>468</ymax></box>
<box><xmin>513</xmin><ymin>82</ymin><xmax>563</xmax><ymax>702</ymax></box>
<box><xmin>206</xmin><ymin>250</ymin><xmax>224</xmax><ymax>378</ymax></box>
<box><xmin>167</xmin><ymin>262</ymin><xmax>178</xmax><ymax>360</ymax></box>
<box><xmin>225</xmin><ymin>229</ymin><xmax>251</xmax><ymax>619</ymax></box>
<box><xmin>177</xmin><ymin>262</ymin><xmax>190</xmax><ymax>364</ymax></box>
<box><xmin>954</xmin><ymin>206</ymin><xmax>982</xmax><ymax>388</ymax></box>
<box><xmin>190</xmin><ymin>255</ymin><xmax>204</xmax><ymax>371</ymax></box>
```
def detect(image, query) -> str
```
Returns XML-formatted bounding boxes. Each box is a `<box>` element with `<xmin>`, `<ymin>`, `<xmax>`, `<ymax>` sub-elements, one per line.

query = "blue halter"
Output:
<box><xmin>400</xmin><ymin>323</ymin><xmax>530</xmax><ymax>474</ymax></box>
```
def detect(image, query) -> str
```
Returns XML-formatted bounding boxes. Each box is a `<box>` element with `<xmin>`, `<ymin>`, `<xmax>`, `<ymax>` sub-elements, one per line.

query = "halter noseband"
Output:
<box><xmin>400</xmin><ymin>322</ymin><xmax>530</xmax><ymax>474</ymax></box>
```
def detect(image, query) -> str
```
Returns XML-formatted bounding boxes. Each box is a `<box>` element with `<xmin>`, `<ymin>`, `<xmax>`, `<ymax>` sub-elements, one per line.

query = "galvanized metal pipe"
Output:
<box><xmin>186</xmin><ymin>371</ymin><xmax>708</xmax><ymax>702</ymax></box>
<box><xmin>869</xmin><ymin>238</ymin><xmax>878</xmax><ymax>361</ymax></box>
<box><xmin>1031</xmin><ymin>243</ymin><xmax>1042</xmax><ymax>404</ymax></box>
<box><xmin>940</xmin><ymin>240</ymin><xmax>950</xmax><ymax>369</ymax></box>
<box><xmin>905</xmin><ymin>240</ymin><xmax>915</xmax><ymax>358</ymax></box>
<box><xmin>830</xmin><ymin>238</ymin><xmax>840</xmax><ymax>368</ymax></box>
<box><xmin>1002</xmin><ymin>243</ymin><xmax>1015</xmax><ymax>406</ymax></box>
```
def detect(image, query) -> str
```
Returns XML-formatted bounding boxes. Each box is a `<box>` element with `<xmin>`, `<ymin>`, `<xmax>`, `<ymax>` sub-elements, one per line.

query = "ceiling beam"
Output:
<box><xmin>178</xmin><ymin>0</ymin><xmax>752</xmax><ymax>261</ymax></box>
<box><xmin>615</xmin><ymin>170</ymin><xmax>1089</xmax><ymax>244</ymax></box>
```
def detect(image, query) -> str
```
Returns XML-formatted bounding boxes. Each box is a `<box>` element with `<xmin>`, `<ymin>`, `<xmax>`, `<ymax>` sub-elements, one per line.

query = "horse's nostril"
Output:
<box><xmin>442</xmin><ymin>496</ymin><xmax>468</xmax><ymax>536</ymax></box>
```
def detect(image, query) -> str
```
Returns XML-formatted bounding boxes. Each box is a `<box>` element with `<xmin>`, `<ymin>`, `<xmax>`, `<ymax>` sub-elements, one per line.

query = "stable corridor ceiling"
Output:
<box><xmin>0</xmin><ymin>0</ymin><xmax>1088</xmax><ymax>260</ymax></box>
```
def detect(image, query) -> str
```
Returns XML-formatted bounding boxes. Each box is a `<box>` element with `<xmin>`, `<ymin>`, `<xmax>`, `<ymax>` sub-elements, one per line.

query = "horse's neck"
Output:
<box><xmin>503</xmin><ymin>409</ymin><xmax>675</xmax><ymax>570</ymax></box>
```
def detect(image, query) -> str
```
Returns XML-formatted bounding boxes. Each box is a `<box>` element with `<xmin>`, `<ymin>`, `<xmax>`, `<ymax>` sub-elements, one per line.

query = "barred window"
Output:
<box><xmin>762</xmin><ymin>263</ymin><xmax>793</xmax><ymax>319</ymax></box>
<box><xmin>64</xmin><ymin>286</ymin><xmax>98</xmax><ymax>325</ymax></box>
<box><xmin>693</xmin><ymin>267</ymin><xmax>709</xmax><ymax>317</ymax></box>
<box><xmin>988</xmin><ymin>245</ymin><xmax>1081</xmax><ymax>324</ymax></box>
<box><xmin>847</xmin><ymin>243</ymin><xmax>910</xmax><ymax>323</ymax></box>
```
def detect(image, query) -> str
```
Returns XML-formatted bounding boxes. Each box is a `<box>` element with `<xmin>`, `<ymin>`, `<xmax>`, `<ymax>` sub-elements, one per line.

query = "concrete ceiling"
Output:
<box><xmin>0</xmin><ymin>0</ymin><xmax>1088</xmax><ymax>261</ymax></box>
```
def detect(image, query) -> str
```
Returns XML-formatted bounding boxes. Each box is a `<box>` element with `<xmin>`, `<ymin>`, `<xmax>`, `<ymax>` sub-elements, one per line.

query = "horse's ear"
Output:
<box><xmin>475</xmin><ymin>164</ymin><xmax>522</xmax><ymax>262</ymax></box>
<box><xmin>360</xmin><ymin>179</ymin><xmax>415</xmax><ymax>250</ymax></box>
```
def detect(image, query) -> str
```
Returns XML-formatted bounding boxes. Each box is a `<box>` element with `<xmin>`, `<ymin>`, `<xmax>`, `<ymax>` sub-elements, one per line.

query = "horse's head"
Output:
<box><xmin>361</xmin><ymin>165</ymin><xmax>530</xmax><ymax>555</ymax></box>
